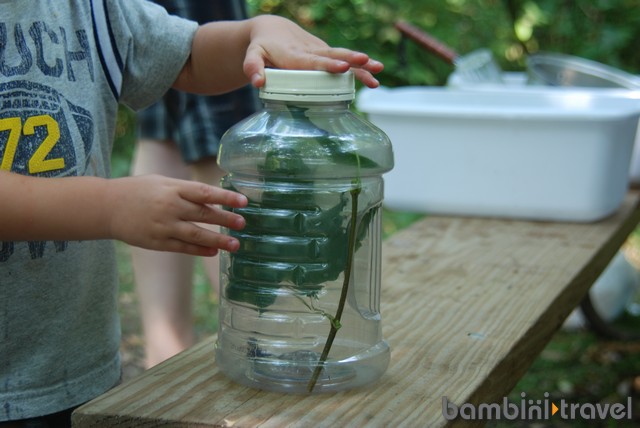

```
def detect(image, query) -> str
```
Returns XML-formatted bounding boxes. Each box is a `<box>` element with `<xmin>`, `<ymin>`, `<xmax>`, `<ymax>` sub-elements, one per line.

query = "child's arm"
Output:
<box><xmin>0</xmin><ymin>170</ymin><xmax>247</xmax><ymax>256</ymax></box>
<box><xmin>173</xmin><ymin>15</ymin><xmax>384</xmax><ymax>95</ymax></box>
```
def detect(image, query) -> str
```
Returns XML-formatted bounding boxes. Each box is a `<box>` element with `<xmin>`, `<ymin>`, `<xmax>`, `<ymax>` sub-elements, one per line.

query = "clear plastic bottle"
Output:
<box><xmin>215</xmin><ymin>69</ymin><xmax>394</xmax><ymax>393</ymax></box>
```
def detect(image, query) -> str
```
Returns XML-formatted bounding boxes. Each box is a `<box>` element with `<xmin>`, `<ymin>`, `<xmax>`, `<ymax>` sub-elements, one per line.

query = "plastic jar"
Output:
<box><xmin>215</xmin><ymin>69</ymin><xmax>394</xmax><ymax>393</ymax></box>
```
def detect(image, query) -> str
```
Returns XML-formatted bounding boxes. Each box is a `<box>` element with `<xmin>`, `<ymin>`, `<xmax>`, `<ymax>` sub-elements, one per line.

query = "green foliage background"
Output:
<box><xmin>246</xmin><ymin>0</ymin><xmax>640</xmax><ymax>87</ymax></box>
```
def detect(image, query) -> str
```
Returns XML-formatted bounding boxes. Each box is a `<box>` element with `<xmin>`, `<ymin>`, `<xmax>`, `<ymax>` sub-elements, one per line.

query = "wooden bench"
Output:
<box><xmin>72</xmin><ymin>191</ymin><xmax>640</xmax><ymax>427</ymax></box>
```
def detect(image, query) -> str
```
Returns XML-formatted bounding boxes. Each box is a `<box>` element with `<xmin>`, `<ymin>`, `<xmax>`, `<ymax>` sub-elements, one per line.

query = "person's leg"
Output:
<box><xmin>130</xmin><ymin>138</ymin><xmax>196</xmax><ymax>368</ymax></box>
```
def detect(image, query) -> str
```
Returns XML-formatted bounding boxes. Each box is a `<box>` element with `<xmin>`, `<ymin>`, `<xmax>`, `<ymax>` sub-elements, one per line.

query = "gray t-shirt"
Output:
<box><xmin>0</xmin><ymin>0</ymin><xmax>198</xmax><ymax>420</ymax></box>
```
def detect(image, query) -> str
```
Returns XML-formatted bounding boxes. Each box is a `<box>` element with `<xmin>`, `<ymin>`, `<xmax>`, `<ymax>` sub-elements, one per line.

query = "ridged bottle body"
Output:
<box><xmin>216</xmin><ymin>75</ymin><xmax>393</xmax><ymax>394</ymax></box>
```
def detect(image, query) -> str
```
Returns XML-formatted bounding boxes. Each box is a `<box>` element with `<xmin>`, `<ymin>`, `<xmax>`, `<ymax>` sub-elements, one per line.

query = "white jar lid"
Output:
<box><xmin>259</xmin><ymin>69</ymin><xmax>355</xmax><ymax>102</ymax></box>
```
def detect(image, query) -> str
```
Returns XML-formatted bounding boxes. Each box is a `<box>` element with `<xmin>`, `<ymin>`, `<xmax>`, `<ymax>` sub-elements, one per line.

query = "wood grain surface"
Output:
<box><xmin>73</xmin><ymin>192</ymin><xmax>640</xmax><ymax>428</ymax></box>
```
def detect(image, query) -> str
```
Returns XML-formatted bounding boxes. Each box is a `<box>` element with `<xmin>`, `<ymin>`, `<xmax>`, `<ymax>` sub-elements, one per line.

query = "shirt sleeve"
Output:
<box><xmin>105</xmin><ymin>0</ymin><xmax>199</xmax><ymax>111</ymax></box>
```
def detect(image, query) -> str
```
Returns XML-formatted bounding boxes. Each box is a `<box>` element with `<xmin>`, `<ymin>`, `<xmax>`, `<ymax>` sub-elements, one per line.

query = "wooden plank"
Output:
<box><xmin>73</xmin><ymin>192</ymin><xmax>640</xmax><ymax>428</ymax></box>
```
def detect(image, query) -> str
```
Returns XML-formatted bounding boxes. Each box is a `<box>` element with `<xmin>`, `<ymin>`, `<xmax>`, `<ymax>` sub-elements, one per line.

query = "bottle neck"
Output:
<box><xmin>261</xmin><ymin>98</ymin><xmax>352</xmax><ymax>111</ymax></box>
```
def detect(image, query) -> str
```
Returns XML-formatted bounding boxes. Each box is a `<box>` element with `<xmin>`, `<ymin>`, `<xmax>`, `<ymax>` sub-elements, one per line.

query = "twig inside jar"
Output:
<box><xmin>307</xmin><ymin>184</ymin><xmax>361</xmax><ymax>393</ymax></box>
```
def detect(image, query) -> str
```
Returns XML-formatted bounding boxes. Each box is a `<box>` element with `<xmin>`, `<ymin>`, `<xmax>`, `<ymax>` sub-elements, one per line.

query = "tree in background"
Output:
<box><xmin>246</xmin><ymin>0</ymin><xmax>640</xmax><ymax>87</ymax></box>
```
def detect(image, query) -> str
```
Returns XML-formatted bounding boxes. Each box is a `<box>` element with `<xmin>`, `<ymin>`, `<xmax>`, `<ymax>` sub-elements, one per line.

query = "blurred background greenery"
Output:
<box><xmin>246</xmin><ymin>0</ymin><xmax>640</xmax><ymax>86</ymax></box>
<box><xmin>113</xmin><ymin>0</ymin><xmax>640</xmax><ymax>425</ymax></box>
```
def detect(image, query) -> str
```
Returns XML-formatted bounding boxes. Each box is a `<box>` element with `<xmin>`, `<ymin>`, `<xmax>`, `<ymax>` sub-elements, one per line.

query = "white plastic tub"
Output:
<box><xmin>448</xmin><ymin>72</ymin><xmax>640</xmax><ymax>185</ymax></box>
<box><xmin>357</xmin><ymin>86</ymin><xmax>640</xmax><ymax>222</ymax></box>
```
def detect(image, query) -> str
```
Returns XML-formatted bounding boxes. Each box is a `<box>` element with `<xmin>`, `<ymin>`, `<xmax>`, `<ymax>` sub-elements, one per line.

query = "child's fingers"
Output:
<box><xmin>162</xmin><ymin>235</ymin><xmax>239</xmax><ymax>257</ymax></box>
<box><xmin>179</xmin><ymin>182</ymin><xmax>248</xmax><ymax>208</ymax></box>
<box><xmin>200</xmin><ymin>204</ymin><xmax>246</xmax><ymax>230</ymax></box>
<box><xmin>174</xmin><ymin>197</ymin><xmax>245</xmax><ymax>230</ymax></box>
<box><xmin>359</xmin><ymin>57</ymin><xmax>385</xmax><ymax>74</ymax></box>
<box><xmin>300</xmin><ymin>47</ymin><xmax>384</xmax><ymax>74</ymax></box>
<box><xmin>350</xmin><ymin>68</ymin><xmax>381</xmax><ymax>88</ymax></box>
<box><xmin>318</xmin><ymin>48</ymin><xmax>372</xmax><ymax>67</ymax></box>
<box><xmin>244</xmin><ymin>45</ymin><xmax>268</xmax><ymax>87</ymax></box>
<box><xmin>164</xmin><ymin>239</ymin><xmax>221</xmax><ymax>257</ymax></box>
<box><xmin>171</xmin><ymin>222</ymin><xmax>241</xmax><ymax>254</ymax></box>
<box><xmin>244</xmin><ymin>46</ymin><xmax>384</xmax><ymax>89</ymax></box>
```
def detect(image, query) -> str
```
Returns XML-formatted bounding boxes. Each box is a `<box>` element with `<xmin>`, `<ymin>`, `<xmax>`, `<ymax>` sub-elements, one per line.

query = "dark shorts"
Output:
<box><xmin>153</xmin><ymin>0</ymin><xmax>250</xmax><ymax>24</ymax></box>
<box><xmin>0</xmin><ymin>407</ymin><xmax>74</xmax><ymax>428</ymax></box>
<box><xmin>138</xmin><ymin>0</ymin><xmax>259</xmax><ymax>163</ymax></box>
<box><xmin>137</xmin><ymin>86</ymin><xmax>258</xmax><ymax>163</ymax></box>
